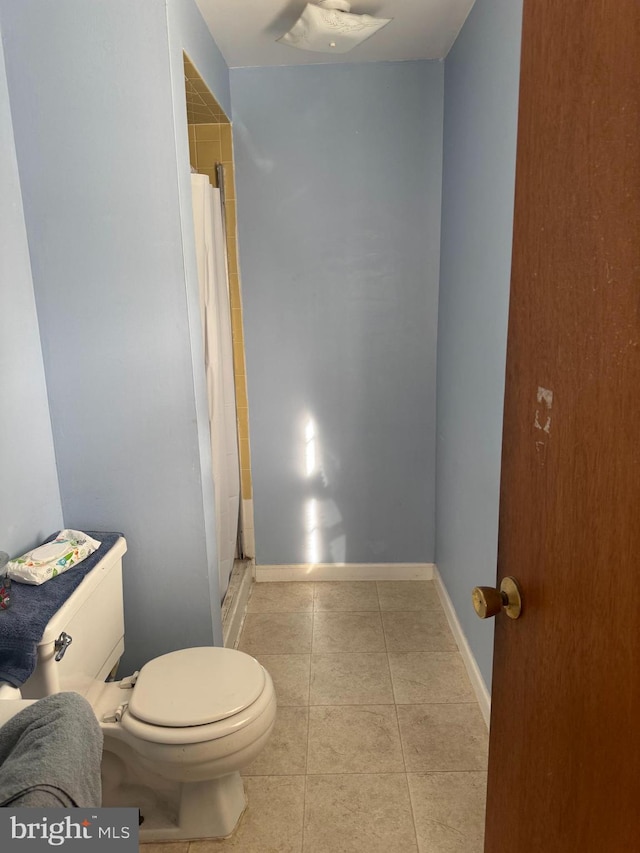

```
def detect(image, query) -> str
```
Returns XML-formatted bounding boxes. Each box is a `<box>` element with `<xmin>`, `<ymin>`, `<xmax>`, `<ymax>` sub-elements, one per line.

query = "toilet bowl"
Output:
<box><xmin>0</xmin><ymin>650</ymin><xmax>276</xmax><ymax>841</ymax></box>
<box><xmin>96</xmin><ymin>646</ymin><xmax>277</xmax><ymax>840</ymax></box>
<box><xmin>0</xmin><ymin>536</ymin><xmax>277</xmax><ymax>842</ymax></box>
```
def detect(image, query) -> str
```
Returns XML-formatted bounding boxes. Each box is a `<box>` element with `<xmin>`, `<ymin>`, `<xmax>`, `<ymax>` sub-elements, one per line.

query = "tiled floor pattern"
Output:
<box><xmin>141</xmin><ymin>580</ymin><xmax>488</xmax><ymax>852</ymax></box>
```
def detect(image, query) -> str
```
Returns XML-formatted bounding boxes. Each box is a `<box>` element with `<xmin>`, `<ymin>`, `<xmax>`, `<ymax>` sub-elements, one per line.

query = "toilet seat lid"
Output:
<box><xmin>127</xmin><ymin>647</ymin><xmax>266</xmax><ymax>727</ymax></box>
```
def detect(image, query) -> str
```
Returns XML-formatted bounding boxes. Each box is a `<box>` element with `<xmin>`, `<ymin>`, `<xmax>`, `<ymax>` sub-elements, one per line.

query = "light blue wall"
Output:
<box><xmin>231</xmin><ymin>62</ymin><xmax>443</xmax><ymax>566</ymax></box>
<box><xmin>0</xmin><ymin>0</ymin><xmax>230</xmax><ymax>671</ymax></box>
<box><xmin>166</xmin><ymin>0</ymin><xmax>233</xmax><ymax>634</ymax></box>
<box><xmin>436</xmin><ymin>0</ymin><xmax>524</xmax><ymax>688</ymax></box>
<box><xmin>0</xmin><ymin>33</ymin><xmax>63</xmax><ymax>556</ymax></box>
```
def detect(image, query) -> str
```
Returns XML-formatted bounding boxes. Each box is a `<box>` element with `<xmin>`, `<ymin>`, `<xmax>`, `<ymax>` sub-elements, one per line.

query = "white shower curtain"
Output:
<box><xmin>191</xmin><ymin>173</ymin><xmax>241</xmax><ymax>601</ymax></box>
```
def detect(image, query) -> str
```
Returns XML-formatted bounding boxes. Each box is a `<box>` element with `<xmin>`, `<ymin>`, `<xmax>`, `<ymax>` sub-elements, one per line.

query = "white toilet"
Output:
<box><xmin>0</xmin><ymin>537</ymin><xmax>276</xmax><ymax>842</ymax></box>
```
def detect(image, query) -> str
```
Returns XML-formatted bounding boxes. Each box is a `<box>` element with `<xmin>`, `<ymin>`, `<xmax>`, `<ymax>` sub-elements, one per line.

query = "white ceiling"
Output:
<box><xmin>195</xmin><ymin>0</ymin><xmax>476</xmax><ymax>69</ymax></box>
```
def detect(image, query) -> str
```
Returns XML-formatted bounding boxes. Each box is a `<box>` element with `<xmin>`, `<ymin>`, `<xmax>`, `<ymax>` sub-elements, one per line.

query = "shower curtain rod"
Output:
<box><xmin>215</xmin><ymin>162</ymin><xmax>226</xmax><ymax>206</ymax></box>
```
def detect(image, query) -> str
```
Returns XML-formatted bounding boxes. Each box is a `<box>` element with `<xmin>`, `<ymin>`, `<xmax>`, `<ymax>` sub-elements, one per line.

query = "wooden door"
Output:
<box><xmin>485</xmin><ymin>2</ymin><xmax>640</xmax><ymax>851</ymax></box>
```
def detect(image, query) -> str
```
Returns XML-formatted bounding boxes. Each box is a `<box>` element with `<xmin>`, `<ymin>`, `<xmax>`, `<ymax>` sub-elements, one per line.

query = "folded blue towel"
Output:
<box><xmin>0</xmin><ymin>532</ymin><xmax>123</xmax><ymax>688</ymax></box>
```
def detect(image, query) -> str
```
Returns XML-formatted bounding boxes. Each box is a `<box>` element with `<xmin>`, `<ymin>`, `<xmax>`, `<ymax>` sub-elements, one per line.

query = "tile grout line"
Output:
<box><xmin>265</xmin><ymin>768</ymin><xmax>485</xmax><ymax>776</ymax></box>
<box><xmin>378</xmin><ymin>583</ymin><xmax>420</xmax><ymax>852</ymax></box>
<box><xmin>404</xmin><ymin>771</ymin><xmax>421</xmax><ymax>853</ymax></box>
<box><xmin>301</xmin><ymin>703</ymin><xmax>310</xmax><ymax>853</ymax></box>
<box><xmin>301</xmin><ymin>585</ymin><xmax>318</xmax><ymax>853</ymax></box>
<box><xmin>301</xmin><ymin>772</ymin><xmax>308</xmax><ymax>853</ymax></box>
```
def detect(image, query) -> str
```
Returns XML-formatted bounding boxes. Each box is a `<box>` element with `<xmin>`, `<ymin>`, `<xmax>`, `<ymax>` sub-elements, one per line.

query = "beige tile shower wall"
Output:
<box><xmin>189</xmin><ymin>122</ymin><xmax>221</xmax><ymax>181</ymax></box>
<box><xmin>219</xmin><ymin>124</ymin><xmax>253</xmax><ymax>503</ymax></box>
<box><xmin>189</xmin><ymin>122</ymin><xmax>253</xmax><ymax>503</ymax></box>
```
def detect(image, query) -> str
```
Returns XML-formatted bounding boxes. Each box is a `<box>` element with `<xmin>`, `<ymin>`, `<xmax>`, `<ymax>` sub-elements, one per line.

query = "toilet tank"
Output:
<box><xmin>21</xmin><ymin>536</ymin><xmax>127</xmax><ymax>700</ymax></box>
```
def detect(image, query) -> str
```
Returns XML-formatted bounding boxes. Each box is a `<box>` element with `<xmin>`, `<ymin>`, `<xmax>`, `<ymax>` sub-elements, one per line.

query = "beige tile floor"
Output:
<box><xmin>141</xmin><ymin>580</ymin><xmax>488</xmax><ymax>853</ymax></box>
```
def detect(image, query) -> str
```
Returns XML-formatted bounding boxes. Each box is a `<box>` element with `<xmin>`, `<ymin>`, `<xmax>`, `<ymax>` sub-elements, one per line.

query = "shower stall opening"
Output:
<box><xmin>183</xmin><ymin>53</ymin><xmax>255</xmax><ymax>620</ymax></box>
<box><xmin>190</xmin><ymin>169</ymin><xmax>240</xmax><ymax>602</ymax></box>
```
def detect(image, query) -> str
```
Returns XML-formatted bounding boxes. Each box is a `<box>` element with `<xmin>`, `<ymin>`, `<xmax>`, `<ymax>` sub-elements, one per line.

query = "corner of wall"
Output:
<box><xmin>435</xmin><ymin>0</ymin><xmax>524</xmax><ymax>693</ymax></box>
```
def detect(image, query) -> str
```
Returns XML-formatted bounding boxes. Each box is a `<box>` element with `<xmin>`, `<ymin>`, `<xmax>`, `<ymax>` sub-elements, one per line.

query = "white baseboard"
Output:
<box><xmin>255</xmin><ymin>563</ymin><xmax>434</xmax><ymax>583</ymax></box>
<box><xmin>433</xmin><ymin>565</ymin><xmax>491</xmax><ymax>729</ymax></box>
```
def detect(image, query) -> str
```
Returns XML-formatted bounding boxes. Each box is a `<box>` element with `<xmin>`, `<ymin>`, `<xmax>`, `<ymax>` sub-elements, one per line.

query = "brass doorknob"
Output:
<box><xmin>472</xmin><ymin>577</ymin><xmax>522</xmax><ymax>620</ymax></box>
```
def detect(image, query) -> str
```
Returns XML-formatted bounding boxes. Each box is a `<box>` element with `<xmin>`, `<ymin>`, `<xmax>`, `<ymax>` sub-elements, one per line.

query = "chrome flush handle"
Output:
<box><xmin>54</xmin><ymin>632</ymin><xmax>73</xmax><ymax>661</ymax></box>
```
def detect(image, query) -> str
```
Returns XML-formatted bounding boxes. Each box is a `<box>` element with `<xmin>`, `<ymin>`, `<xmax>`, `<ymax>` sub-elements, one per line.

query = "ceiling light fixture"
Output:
<box><xmin>277</xmin><ymin>0</ymin><xmax>392</xmax><ymax>54</ymax></box>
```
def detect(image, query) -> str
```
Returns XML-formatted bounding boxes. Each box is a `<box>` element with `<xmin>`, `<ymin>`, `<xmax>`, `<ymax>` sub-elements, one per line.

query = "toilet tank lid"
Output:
<box><xmin>127</xmin><ymin>647</ymin><xmax>265</xmax><ymax>727</ymax></box>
